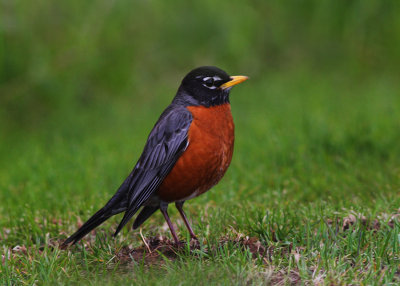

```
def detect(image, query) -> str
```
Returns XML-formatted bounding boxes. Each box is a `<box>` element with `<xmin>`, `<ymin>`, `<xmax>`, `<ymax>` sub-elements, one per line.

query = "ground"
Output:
<box><xmin>1</xmin><ymin>71</ymin><xmax>400</xmax><ymax>285</ymax></box>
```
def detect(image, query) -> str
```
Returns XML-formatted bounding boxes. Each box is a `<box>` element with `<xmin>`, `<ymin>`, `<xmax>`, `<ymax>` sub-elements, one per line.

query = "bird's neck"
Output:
<box><xmin>172</xmin><ymin>86</ymin><xmax>230</xmax><ymax>107</ymax></box>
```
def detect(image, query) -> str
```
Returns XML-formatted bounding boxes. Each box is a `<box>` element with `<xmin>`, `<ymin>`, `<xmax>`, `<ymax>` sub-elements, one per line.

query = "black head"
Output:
<box><xmin>173</xmin><ymin>66</ymin><xmax>248</xmax><ymax>107</ymax></box>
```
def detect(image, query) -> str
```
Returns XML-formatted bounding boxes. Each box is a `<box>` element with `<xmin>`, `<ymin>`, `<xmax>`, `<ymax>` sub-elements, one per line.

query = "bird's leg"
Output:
<box><xmin>175</xmin><ymin>201</ymin><xmax>198</xmax><ymax>241</ymax></box>
<box><xmin>160</xmin><ymin>203</ymin><xmax>181</xmax><ymax>245</ymax></box>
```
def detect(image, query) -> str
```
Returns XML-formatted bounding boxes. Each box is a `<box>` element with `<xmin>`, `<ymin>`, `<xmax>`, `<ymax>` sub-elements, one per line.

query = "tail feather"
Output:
<box><xmin>62</xmin><ymin>208</ymin><xmax>114</xmax><ymax>247</ymax></box>
<box><xmin>62</xmin><ymin>175</ymin><xmax>131</xmax><ymax>247</ymax></box>
<box><xmin>113</xmin><ymin>205</ymin><xmax>140</xmax><ymax>237</ymax></box>
<box><xmin>132</xmin><ymin>206</ymin><xmax>159</xmax><ymax>229</ymax></box>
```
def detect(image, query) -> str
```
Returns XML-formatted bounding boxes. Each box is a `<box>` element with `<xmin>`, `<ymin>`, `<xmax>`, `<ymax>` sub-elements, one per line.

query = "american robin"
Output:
<box><xmin>62</xmin><ymin>66</ymin><xmax>248</xmax><ymax>246</ymax></box>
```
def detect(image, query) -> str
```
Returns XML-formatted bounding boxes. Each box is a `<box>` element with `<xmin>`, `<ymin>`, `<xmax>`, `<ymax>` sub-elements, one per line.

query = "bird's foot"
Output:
<box><xmin>174</xmin><ymin>240</ymin><xmax>185</xmax><ymax>248</ymax></box>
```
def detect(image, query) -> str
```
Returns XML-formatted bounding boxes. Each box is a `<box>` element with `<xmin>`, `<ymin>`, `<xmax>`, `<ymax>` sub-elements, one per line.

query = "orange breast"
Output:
<box><xmin>157</xmin><ymin>104</ymin><xmax>235</xmax><ymax>202</ymax></box>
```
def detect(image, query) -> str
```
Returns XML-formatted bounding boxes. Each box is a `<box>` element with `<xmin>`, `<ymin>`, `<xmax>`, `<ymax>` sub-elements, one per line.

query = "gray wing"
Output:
<box><xmin>62</xmin><ymin>105</ymin><xmax>192</xmax><ymax>245</ymax></box>
<box><xmin>114</xmin><ymin>105</ymin><xmax>192</xmax><ymax>235</ymax></box>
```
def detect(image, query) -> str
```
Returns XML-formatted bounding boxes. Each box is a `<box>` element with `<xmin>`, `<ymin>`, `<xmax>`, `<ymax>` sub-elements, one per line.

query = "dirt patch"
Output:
<box><xmin>269</xmin><ymin>269</ymin><xmax>302</xmax><ymax>286</ymax></box>
<box><xmin>115</xmin><ymin>235</ymin><xmax>270</xmax><ymax>264</ymax></box>
<box><xmin>325</xmin><ymin>209</ymin><xmax>400</xmax><ymax>232</ymax></box>
<box><xmin>116</xmin><ymin>236</ymin><xmax>179</xmax><ymax>264</ymax></box>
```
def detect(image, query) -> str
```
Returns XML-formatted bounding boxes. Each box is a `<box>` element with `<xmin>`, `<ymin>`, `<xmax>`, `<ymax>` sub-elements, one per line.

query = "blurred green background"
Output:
<box><xmin>1</xmin><ymin>0</ymin><xmax>400</xmax><ymax>213</ymax></box>
<box><xmin>1</xmin><ymin>1</ymin><xmax>400</xmax><ymax>284</ymax></box>
<box><xmin>2</xmin><ymin>0</ymin><xmax>400</xmax><ymax>129</ymax></box>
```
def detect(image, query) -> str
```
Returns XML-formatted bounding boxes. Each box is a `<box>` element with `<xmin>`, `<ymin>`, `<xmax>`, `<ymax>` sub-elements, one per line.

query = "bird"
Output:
<box><xmin>62</xmin><ymin>66</ymin><xmax>248</xmax><ymax>247</ymax></box>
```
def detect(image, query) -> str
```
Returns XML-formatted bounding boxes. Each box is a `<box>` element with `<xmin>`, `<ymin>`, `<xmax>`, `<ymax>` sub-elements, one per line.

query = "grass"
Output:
<box><xmin>1</xmin><ymin>70</ymin><xmax>400</xmax><ymax>285</ymax></box>
<box><xmin>2</xmin><ymin>0</ymin><xmax>400</xmax><ymax>283</ymax></box>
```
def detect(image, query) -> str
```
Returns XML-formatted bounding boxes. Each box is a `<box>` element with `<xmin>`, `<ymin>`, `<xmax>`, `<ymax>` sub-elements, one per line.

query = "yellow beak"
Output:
<box><xmin>220</xmin><ymin>75</ymin><xmax>249</xmax><ymax>90</ymax></box>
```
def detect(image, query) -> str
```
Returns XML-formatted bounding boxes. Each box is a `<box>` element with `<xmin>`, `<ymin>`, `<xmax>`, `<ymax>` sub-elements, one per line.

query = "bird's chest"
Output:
<box><xmin>157</xmin><ymin>104</ymin><xmax>235</xmax><ymax>202</ymax></box>
<box><xmin>186</xmin><ymin>104</ymin><xmax>235</xmax><ymax>177</ymax></box>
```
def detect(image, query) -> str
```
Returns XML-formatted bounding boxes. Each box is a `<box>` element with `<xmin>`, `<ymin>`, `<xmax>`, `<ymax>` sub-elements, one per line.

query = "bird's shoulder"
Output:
<box><xmin>146</xmin><ymin>104</ymin><xmax>192</xmax><ymax>146</ymax></box>
<box><xmin>135</xmin><ymin>104</ymin><xmax>193</xmax><ymax>170</ymax></box>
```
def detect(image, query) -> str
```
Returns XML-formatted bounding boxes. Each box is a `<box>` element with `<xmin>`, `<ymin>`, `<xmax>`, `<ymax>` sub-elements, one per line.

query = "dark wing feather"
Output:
<box><xmin>132</xmin><ymin>206</ymin><xmax>159</xmax><ymax>229</ymax></box>
<box><xmin>62</xmin><ymin>105</ymin><xmax>192</xmax><ymax>246</ymax></box>
<box><xmin>114</xmin><ymin>106</ymin><xmax>192</xmax><ymax>235</ymax></box>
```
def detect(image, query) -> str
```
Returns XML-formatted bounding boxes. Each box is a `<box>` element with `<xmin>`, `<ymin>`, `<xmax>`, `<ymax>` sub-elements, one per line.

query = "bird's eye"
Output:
<box><xmin>203</xmin><ymin>77</ymin><xmax>214</xmax><ymax>87</ymax></box>
<box><xmin>202</xmin><ymin>77</ymin><xmax>215</xmax><ymax>88</ymax></box>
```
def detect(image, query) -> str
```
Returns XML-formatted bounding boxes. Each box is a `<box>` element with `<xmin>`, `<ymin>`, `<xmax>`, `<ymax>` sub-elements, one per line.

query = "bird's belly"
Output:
<box><xmin>156</xmin><ymin>104</ymin><xmax>234</xmax><ymax>203</ymax></box>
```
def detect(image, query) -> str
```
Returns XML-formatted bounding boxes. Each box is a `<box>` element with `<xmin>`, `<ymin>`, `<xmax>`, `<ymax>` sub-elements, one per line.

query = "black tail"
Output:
<box><xmin>62</xmin><ymin>175</ymin><xmax>131</xmax><ymax>247</ymax></box>
<box><xmin>62</xmin><ymin>207</ymin><xmax>117</xmax><ymax>247</ymax></box>
<box><xmin>132</xmin><ymin>206</ymin><xmax>159</xmax><ymax>229</ymax></box>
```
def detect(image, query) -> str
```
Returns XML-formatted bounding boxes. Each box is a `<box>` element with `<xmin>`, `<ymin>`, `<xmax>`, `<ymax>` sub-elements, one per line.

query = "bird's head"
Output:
<box><xmin>174</xmin><ymin>66</ymin><xmax>248</xmax><ymax>107</ymax></box>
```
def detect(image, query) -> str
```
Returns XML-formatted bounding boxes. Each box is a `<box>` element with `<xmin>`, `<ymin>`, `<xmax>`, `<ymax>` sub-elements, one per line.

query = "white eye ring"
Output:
<box><xmin>202</xmin><ymin>77</ymin><xmax>216</xmax><ymax>89</ymax></box>
<box><xmin>201</xmin><ymin>76</ymin><xmax>222</xmax><ymax>89</ymax></box>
